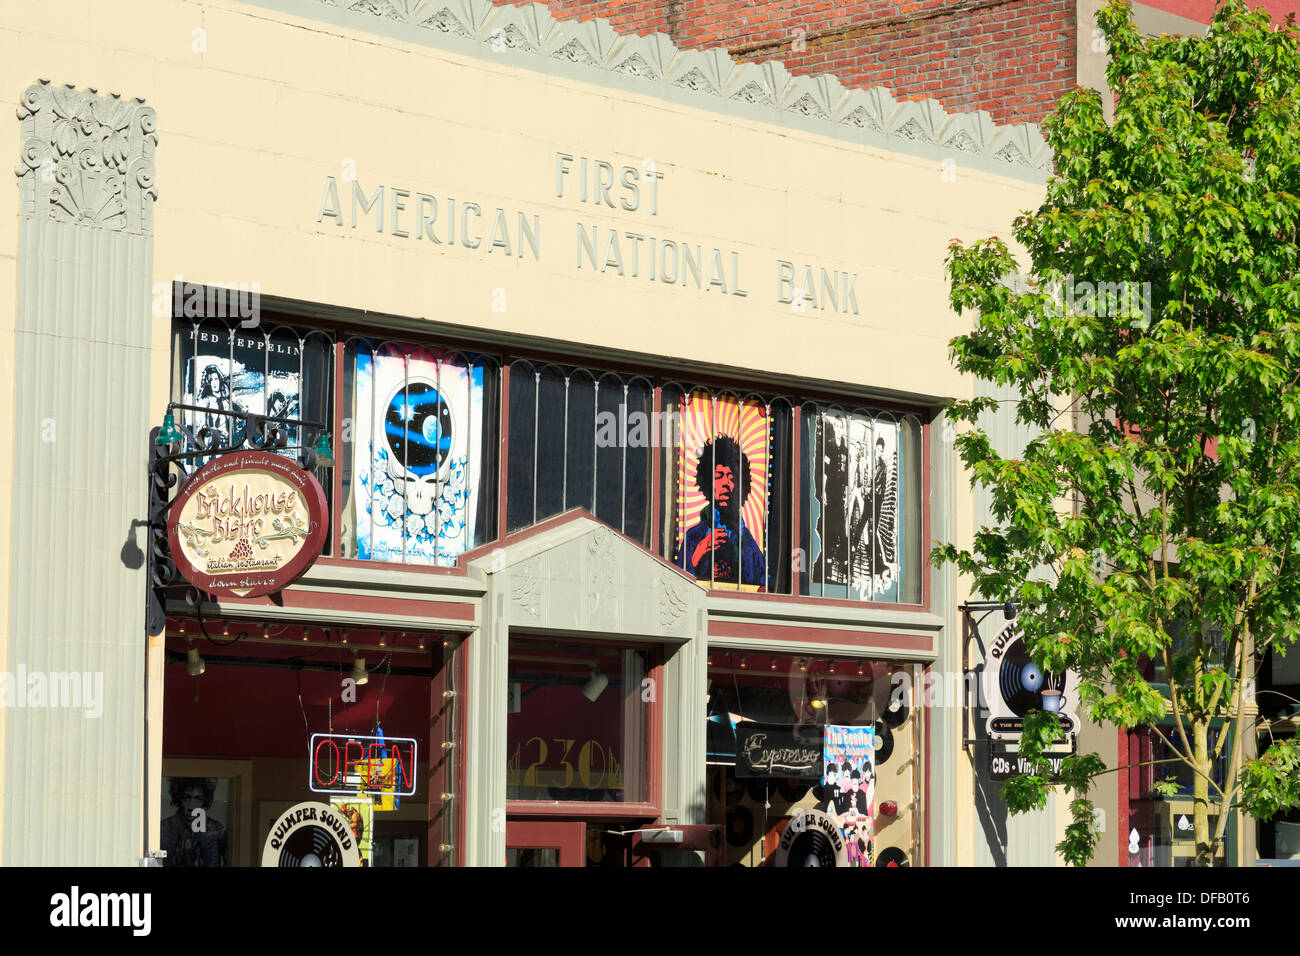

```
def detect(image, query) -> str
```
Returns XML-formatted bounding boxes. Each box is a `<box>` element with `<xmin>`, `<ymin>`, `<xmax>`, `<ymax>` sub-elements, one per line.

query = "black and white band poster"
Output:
<box><xmin>809</xmin><ymin>412</ymin><xmax>900</xmax><ymax>601</ymax></box>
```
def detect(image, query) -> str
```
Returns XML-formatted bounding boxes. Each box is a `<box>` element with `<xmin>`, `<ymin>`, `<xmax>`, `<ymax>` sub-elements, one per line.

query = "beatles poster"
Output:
<box><xmin>352</xmin><ymin>343</ymin><xmax>484</xmax><ymax>566</ymax></box>
<box><xmin>179</xmin><ymin>328</ymin><xmax>306</xmax><ymax>459</ymax></box>
<box><xmin>819</xmin><ymin>724</ymin><xmax>876</xmax><ymax>866</ymax></box>
<box><xmin>809</xmin><ymin>412</ymin><xmax>900</xmax><ymax>601</ymax></box>
<box><xmin>673</xmin><ymin>393</ymin><xmax>771</xmax><ymax>591</ymax></box>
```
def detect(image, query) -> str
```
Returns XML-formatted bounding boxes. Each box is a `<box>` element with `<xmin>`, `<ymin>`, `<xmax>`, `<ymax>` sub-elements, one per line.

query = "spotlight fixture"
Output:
<box><xmin>770</xmin><ymin>658</ymin><xmax>777</xmax><ymax>671</ymax></box>
<box><xmin>261</xmin><ymin>624</ymin><xmax>269</xmax><ymax>639</ymax></box>
<box><xmin>221</xmin><ymin>622</ymin><xmax>230</xmax><ymax>637</ymax></box>
<box><xmin>379</xmin><ymin>632</ymin><xmax>387</xmax><ymax>647</ymax></box>
<box><xmin>417</xmin><ymin>638</ymin><xmax>426</xmax><ymax>651</ymax></box>
<box><xmin>185</xmin><ymin>640</ymin><xmax>205</xmax><ymax>677</ymax></box>
<box><xmin>829</xmin><ymin>662</ymin><xmax>836</xmax><ymax>674</ymax></box>
<box><xmin>155</xmin><ymin>412</ymin><xmax>184</xmax><ymax>446</ymax></box>
<box><xmin>349</xmin><ymin>655</ymin><xmax>368</xmax><ymax>686</ymax></box>
<box><xmin>177</xmin><ymin>620</ymin><xmax>186</xmax><ymax>636</ymax></box>
<box><xmin>739</xmin><ymin>655</ymin><xmax>747</xmax><ymax>669</ymax></box>
<box><xmin>341</xmin><ymin>629</ymin><xmax>349</xmax><ymax>645</ymax></box>
<box><xmin>582</xmin><ymin>665</ymin><xmax>609</xmax><ymax>703</ymax></box>
<box><xmin>313</xmin><ymin>432</ymin><xmax>335</xmax><ymax>467</ymax></box>
<box><xmin>800</xmin><ymin>660</ymin><xmax>807</xmax><ymax>672</ymax></box>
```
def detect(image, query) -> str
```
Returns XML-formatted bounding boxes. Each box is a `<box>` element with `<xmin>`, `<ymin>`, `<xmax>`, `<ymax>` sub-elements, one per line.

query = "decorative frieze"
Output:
<box><xmin>15</xmin><ymin>80</ymin><xmax>157</xmax><ymax>236</ymax></box>
<box><xmin>283</xmin><ymin>0</ymin><xmax>1052</xmax><ymax>174</ymax></box>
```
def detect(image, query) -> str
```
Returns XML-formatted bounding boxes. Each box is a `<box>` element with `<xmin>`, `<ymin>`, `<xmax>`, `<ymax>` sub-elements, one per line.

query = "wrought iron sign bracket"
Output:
<box><xmin>145</xmin><ymin>403</ymin><xmax>333</xmax><ymax>636</ymax></box>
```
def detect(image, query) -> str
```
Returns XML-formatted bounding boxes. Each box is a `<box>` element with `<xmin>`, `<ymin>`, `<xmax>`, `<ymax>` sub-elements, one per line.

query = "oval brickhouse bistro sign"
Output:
<box><xmin>168</xmin><ymin>450</ymin><xmax>329</xmax><ymax>598</ymax></box>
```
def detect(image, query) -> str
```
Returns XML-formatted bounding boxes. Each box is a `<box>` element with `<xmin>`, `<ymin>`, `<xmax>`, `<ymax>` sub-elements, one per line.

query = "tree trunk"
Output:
<box><xmin>1192</xmin><ymin>718</ymin><xmax>1213</xmax><ymax>866</ymax></box>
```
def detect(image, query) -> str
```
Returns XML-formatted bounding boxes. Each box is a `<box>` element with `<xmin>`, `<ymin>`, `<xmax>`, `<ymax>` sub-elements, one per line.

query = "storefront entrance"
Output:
<box><xmin>159</xmin><ymin>617</ymin><xmax>446</xmax><ymax>867</ymax></box>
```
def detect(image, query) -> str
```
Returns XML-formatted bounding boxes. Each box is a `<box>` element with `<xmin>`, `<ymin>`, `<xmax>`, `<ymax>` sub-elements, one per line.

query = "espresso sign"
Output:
<box><xmin>168</xmin><ymin>450</ymin><xmax>329</xmax><ymax>597</ymax></box>
<box><xmin>735</xmin><ymin>723</ymin><xmax>822</xmax><ymax>779</ymax></box>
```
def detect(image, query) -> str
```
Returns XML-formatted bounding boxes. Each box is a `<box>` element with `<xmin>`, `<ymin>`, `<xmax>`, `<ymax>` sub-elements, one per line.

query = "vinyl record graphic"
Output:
<box><xmin>782</xmin><ymin>828</ymin><xmax>838</xmax><ymax>867</ymax></box>
<box><xmin>873</xmin><ymin>720</ymin><xmax>894</xmax><ymax>765</ymax></box>
<box><xmin>774</xmin><ymin>809</ymin><xmax>850</xmax><ymax>867</ymax></box>
<box><xmin>999</xmin><ymin>638</ymin><xmax>1065</xmax><ymax>716</ymax></box>
<box><xmin>725</xmin><ymin>768</ymin><xmax>747</xmax><ymax>803</ymax></box>
<box><xmin>262</xmin><ymin>801</ymin><xmax>362</xmax><ymax>868</ymax></box>
<box><xmin>280</xmin><ymin>825</ymin><xmax>343</xmax><ymax>867</ymax></box>
<box><xmin>745</xmin><ymin>778</ymin><xmax>770</xmax><ymax>804</ymax></box>
<box><xmin>709</xmin><ymin>767</ymin><xmax>724</xmax><ymax>802</ymax></box>
<box><xmin>883</xmin><ymin>682</ymin><xmax>909</xmax><ymax>728</ymax></box>
<box><xmin>777</xmin><ymin>777</ymin><xmax>812</xmax><ymax>803</ymax></box>
<box><xmin>726</xmin><ymin>805</ymin><xmax>755</xmax><ymax>847</ymax></box>
<box><xmin>876</xmin><ymin>846</ymin><xmax>909</xmax><ymax>867</ymax></box>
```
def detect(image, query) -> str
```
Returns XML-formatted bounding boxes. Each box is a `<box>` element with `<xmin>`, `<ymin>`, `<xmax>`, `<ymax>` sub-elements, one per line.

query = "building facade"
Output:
<box><xmin>4</xmin><ymin>0</ymin><xmax>1271</xmax><ymax>868</ymax></box>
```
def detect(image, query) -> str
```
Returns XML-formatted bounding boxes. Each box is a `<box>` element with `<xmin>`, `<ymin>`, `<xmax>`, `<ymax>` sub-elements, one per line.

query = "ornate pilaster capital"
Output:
<box><xmin>15</xmin><ymin>79</ymin><xmax>158</xmax><ymax>235</ymax></box>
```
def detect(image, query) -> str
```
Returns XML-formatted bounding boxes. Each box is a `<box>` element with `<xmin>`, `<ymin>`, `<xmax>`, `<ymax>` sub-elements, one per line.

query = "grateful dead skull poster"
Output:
<box><xmin>352</xmin><ymin>343</ymin><xmax>484</xmax><ymax>565</ymax></box>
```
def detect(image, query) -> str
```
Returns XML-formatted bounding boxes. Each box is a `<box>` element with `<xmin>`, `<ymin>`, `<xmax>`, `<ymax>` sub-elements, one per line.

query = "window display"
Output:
<box><xmin>706</xmin><ymin>651</ymin><xmax>922</xmax><ymax>866</ymax></box>
<box><xmin>507</xmin><ymin>638</ymin><xmax>650</xmax><ymax>803</ymax></box>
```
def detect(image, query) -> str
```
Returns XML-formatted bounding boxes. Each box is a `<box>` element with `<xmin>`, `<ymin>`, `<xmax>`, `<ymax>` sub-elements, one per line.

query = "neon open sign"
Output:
<box><xmin>309</xmin><ymin>733</ymin><xmax>418</xmax><ymax>797</ymax></box>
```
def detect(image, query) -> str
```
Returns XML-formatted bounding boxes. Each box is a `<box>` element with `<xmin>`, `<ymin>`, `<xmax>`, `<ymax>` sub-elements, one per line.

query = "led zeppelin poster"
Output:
<box><xmin>352</xmin><ymin>343</ymin><xmax>484</xmax><ymax>565</ymax></box>
<box><xmin>179</xmin><ymin>328</ymin><xmax>305</xmax><ymax>457</ymax></box>
<box><xmin>673</xmin><ymin>393</ymin><xmax>771</xmax><ymax>591</ymax></box>
<box><xmin>809</xmin><ymin>412</ymin><xmax>900</xmax><ymax>601</ymax></box>
<box><xmin>820</xmin><ymin>724</ymin><xmax>876</xmax><ymax>866</ymax></box>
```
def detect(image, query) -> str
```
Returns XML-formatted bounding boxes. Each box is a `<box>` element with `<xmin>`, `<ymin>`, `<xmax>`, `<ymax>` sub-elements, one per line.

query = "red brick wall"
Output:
<box><xmin>490</xmin><ymin>0</ymin><xmax>1077</xmax><ymax>126</ymax></box>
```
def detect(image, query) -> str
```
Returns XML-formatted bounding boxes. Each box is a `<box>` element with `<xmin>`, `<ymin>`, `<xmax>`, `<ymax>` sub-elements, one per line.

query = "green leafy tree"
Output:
<box><xmin>936</xmin><ymin>0</ymin><xmax>1300</xmax><ymax>866</ymax></box>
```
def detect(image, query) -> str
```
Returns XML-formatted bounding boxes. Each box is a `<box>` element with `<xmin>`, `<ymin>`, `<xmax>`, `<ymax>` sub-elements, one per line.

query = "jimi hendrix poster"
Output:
<box><xmin>673</xmin><ymin>393</ymin><xmax>771</xmax><ymax>591</ymax></box>
<box><xmin>809</xmin><ymin>411</ymin><xmax>900</xmax><ymax>601</ymax></box>
<box><xmin>820</xmin><ymin>724</ymin><xmax>876</xmax><ymax>867</ymax></box>
<box><xmin>352</xmin><ymin>343</ymin><xmax>484</xmax><ymax>566</ymax></box>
